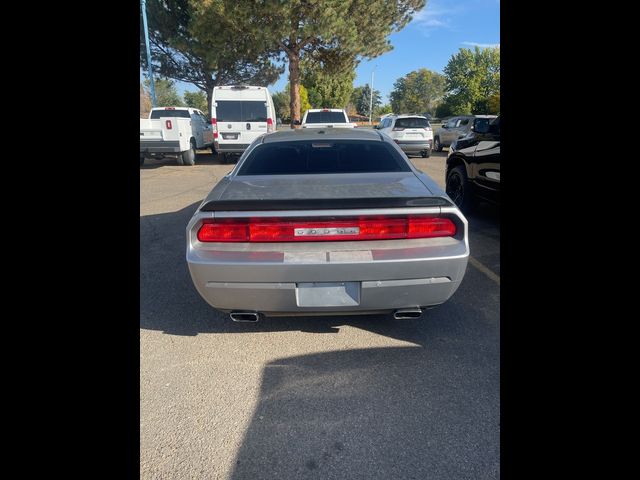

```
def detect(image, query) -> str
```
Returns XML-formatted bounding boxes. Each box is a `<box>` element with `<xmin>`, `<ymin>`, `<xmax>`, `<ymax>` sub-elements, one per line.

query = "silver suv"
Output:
<box><xmin>433</xmin><ymin>115</ymin><xmax>497</xmax><ymax>152</ymax></box>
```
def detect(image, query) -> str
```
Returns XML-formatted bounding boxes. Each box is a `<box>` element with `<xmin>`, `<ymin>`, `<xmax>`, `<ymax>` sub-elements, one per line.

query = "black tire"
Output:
<box><xmin>421</xmin><ymin>149</ymin><xmax>431</xmax><ymax>158</ymax></box>
<box><xmin>140</xmin><ymin>156</ymin><xmax>145</xmax><ymax>166</ymax></box>
<box><xmin>446</xmin><ymin>165</ymin><xmax>475</xmax><ymax>212</ymax></box>
<box><xmin>433</xmin><ymin>137</ymin><xmax>442</xmax><ymax>152</ymax></box>
<box><xmin>181</xmin><ymin>140</ymin><xmax>196</xmax><ymax>166</ymax></box>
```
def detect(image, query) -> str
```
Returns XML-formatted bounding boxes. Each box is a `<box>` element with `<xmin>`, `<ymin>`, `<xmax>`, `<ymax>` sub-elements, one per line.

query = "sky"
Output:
<box><xmin>142</xmin><ymin>0</ymin><xmax>499</xmax><ymax>104</ymax></box>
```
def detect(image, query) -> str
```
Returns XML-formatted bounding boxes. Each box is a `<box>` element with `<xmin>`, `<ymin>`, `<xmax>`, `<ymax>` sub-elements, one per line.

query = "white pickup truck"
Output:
<box><xmin>300</xmin><ymin>108</ymin><xmax>356</xmax><ymax>129</ymax></box>
<box><xmin>140</xmin><ymin>107</ymin><xmax>215</xmax><ymax>166</ymax></box>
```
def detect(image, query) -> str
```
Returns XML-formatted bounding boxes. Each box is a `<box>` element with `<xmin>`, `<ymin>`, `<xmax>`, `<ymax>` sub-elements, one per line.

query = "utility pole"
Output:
<box><xmin>368</xmin><ymin>69</ymin><xmax>374</xmax><ymax>125</ymax></box>
<box><xmin>141</xmin><ymin>0</ymin><xmax>157</xmax><ymax>107</ymax></box>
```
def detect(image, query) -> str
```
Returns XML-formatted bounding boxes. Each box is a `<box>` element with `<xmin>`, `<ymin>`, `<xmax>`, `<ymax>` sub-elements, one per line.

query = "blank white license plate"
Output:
<box><xmin>296</xmin><ymin>282</ymin><xmax>360</xmax><ymax>307</ymax></box>
<box><xmin>405</xmin><ymin>134</ymin><xmax>421</xmax><ymax>138</ymax></box>
<box><xmin>222</xmin><ymin>133</ymin><xmax>238</xmax><ymax>139</ymax></box>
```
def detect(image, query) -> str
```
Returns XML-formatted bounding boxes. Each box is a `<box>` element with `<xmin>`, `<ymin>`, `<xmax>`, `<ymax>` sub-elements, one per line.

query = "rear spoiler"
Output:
<box><xmin>200</xmin><ymin>196</ymin><xmax>453</xmax><ymax>212</ymax></box>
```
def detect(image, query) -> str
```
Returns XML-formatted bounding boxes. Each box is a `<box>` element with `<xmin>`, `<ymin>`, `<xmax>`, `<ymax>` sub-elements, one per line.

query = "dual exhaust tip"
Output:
<box><xmin>230</xmin><ymin>308</ymin><xmax>424</xmax><ymax>322</ymax></box>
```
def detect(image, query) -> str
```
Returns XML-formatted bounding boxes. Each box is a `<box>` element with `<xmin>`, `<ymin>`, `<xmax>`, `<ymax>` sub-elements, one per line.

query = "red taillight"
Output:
<box><xmin>164</xmin><ymin>107</ymin><xmax>175</xmax><ymax>110</ymax></box>
<box><xmin>212</xmin><ymin>117</ymin><xmax>218</xmax><ymax>138</ymax></box>
<box><xmin>267</xmin><ymin>117</ymin><xmax>274</xmax><ymax>132</ymax></box>
<box><xmin>266</xmin><ymin>118</ymin><xmax>273</xmax><ymax>125</ymax></box>
<box><xmin>196</xmin><ymin>216</ymin><xmax>456</xmax><ymax>243</ymax></box>
<box><xmin>165</xmin><ymin>120</ymin><xmax>172</xmax><ymax>129</ymax></box>
<box><xmin>211</xmin><ymin>118</ymin><xmax>217</xmax><ymax>126</ymax></box>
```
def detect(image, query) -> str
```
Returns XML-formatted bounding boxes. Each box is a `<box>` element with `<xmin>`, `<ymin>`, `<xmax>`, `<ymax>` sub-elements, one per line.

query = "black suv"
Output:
<box><xmin>445</xmin><ymin>116</ymin><xmax>500</xmax><ymax>210</ymax></box>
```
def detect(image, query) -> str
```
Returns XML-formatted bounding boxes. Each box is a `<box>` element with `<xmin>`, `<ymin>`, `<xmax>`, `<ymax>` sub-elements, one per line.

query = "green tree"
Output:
<box><xmin>272</xmin><ymin>91</ymin><xmax>290</xmax><ymax>123</ymax></box>
<box><xmin>183</xmin><ymin>90</ymin><xmax>208</xmax><ymax>112</ymax></box>
<box><xmin>351</xmin><ymin>85</ymin><xmax>382</xmax><ymax>116</ymax></box>
<box><xmin>374</xmin><ymin>104</ymin><xmax>393</xmax><ymax>117</ymax></box>
<box><xmin>245</xmin><ymin>0</ymin><xmax>425</xmax><ymax>126</ymax></box>
<box><xmin>487</xmin><ymin>92</ymin><xmax>500</xmax><ymax>114</ymax></box>
<box><xmin>140</xmin><ymin>0</ymin><xmax>283</xmax><ymax>116</ymax></box>
<box><xmin>389</xmin><ymin>68</ymin><xmax>445</xmax><ymax>115</ymax></box>
<box><xmin>140</xmin><ymin>84</ymin><xmax>152</xmax><ymax>117</ymax></box>
<box><xmin>301</xmin><ymin>58</ymin><xmax>355</xmax><ymax>109</ymax></box>
<box><xmin>274</xmin><ymin>84</ymin><xmax>312</xmax><ymax>124</ymax></box>
<box><xmin>144</xmin><ymin>78</ymin><xmax>184</xmax><ymax>107</ymax></box>
<box><xmin>443</xmin><ymin>46</ymin><xmax>500</xmax><ymax>114</ymax></box>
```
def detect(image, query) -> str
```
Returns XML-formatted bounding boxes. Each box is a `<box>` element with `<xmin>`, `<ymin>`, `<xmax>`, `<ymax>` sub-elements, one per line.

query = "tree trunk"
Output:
<box><xmin>206</xmin><ymin>87</ymin><xmax>214</xmax><ymax>119</ymax></box>
<box><xmin>288</xmin><ymin>51</ymin><xmax>301</xmax><ymax>129</ymax></box>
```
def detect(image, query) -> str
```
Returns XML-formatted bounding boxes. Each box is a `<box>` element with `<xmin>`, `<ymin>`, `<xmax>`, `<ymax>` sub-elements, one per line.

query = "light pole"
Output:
<box><xmin>141</xmin><ymin>0</ymin><xmax>157</xmax><ymax>107</ymax></box>
<box><xmin>369</xmin><ymin>65</ymin><xmax>377</xmax><ymax>125</ymax></box>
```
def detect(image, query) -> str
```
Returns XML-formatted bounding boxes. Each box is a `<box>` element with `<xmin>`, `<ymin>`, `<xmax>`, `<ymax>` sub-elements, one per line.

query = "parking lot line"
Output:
<box><xmin>469</xmin><ymin>256</ymin><xmax>500</xmax><ymax>286</ymax></box>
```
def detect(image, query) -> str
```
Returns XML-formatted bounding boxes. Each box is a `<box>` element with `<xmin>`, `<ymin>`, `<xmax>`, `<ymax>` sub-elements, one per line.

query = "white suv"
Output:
<box><xmin>376</xmin><ymin>114</ymin><xmax>433</xmax><ymax>158</ymax></box>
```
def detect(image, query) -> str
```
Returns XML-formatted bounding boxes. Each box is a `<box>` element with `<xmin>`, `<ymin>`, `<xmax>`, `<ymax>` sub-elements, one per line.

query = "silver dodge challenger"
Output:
<box><xmin>186</xmin><ymin>128</ymin><xmax>469</xmax><ymax>322</ymax></box>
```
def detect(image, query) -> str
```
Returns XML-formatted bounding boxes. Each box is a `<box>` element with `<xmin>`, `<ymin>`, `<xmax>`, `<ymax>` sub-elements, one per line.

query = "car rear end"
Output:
<box><xmin>140</xmin><ymin>108</ymin><xmax>191</xmax><ymax>156</ymax></box>
<box><xmin>211</xmin><ymin>86</ymin><xmax>275</xmax><ymax>154</ymax></box>
<box><xmin>186</xmin><ymin>131</ymin><xmax>468</xmax><ymax>320</ymax></box>
<box><xmin>389</xmin><ymin>116</ymin><xmax>433</xmax><ymax>155</ymax></box>
<box><xmin>301</xmin><ymin>109</ymin><xmax>355</xmax><ymax>128</ymax></box>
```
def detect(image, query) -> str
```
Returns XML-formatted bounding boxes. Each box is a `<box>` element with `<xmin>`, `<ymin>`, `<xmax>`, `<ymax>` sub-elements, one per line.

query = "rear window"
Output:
<box><xmin>150</xmin><ymin>109</ymin><xmax>190</xmax><ymax>119</ymax></box>
<box><xmin>216</xmin><ymin>101</ymin><xmax>267</xmax><ymax>122</ymax></box>
<box><xmin>304</xmin><ymin>111</ymin><xmax>348</xmax><ymax>123</ymax></box>
<box><xmin>394</xmin><ymin>117</ymin><xmax>430</xmax><ymax>129</ymax></box>
<box><xmin>238</xmin><ymin>140</ymin><xmax>411</xmax><ymax>176</ymax></box>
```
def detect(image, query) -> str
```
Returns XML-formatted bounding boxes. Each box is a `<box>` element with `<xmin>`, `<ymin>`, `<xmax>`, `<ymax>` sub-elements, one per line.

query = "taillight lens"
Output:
<box><xmin>197</xmin><ymin>216</ymin><xmax>456</xmax><ymax>243</ymax></box>
<box><xmin>165</xmin><ymin>120</ymin><xmax>172</xmax><ymax>129</ymax></box>
<box><xmin>212</xmin><ymin>118</ymin><xmax>218</xmax><ymax>138</ymax></box>
<box><xmin>267</xmin><ymin>117</ymin><xmax>274</xmax><ymax>132</ymax></box>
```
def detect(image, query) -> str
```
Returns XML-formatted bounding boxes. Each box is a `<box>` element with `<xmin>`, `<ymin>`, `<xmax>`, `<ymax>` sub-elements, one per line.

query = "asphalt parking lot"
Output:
<box><xmin>140</xmin><ymin>149</ymin><xmax>500</xmax><ymax>479</ymax></box>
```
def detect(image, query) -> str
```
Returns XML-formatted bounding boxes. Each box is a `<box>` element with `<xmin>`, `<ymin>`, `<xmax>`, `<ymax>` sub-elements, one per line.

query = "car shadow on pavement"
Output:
<box><xmin>140</xmin><ymin>152</ymin><xmax>227</xmax><ymax>170</ymax></box>
<box><xmin>141</xmin><ymin>201</ymin><xmax>500</xmax><ymax>478</ymax></box>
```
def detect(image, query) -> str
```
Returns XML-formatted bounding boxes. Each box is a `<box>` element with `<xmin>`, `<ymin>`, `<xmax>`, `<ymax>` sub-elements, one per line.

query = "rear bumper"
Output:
<box><xmin>395</xmin><ymin>140</ymin><xmax>432</xmax><ymax>153</ymax></box>
<box><xmin>140</xmin><ymin>140</ymin><xmax>181</xmax><ymax>154</ymax></box>
<box><xmin>186</xmin><ymin>210</ymin><xmax>469</xmax><ymax>316</ymax></box>
<box><xmin>215</xmin><ymin>142</ymin><xmax>250</xmax><ymax>153</ymax></box>
<box><xmin>188</xmin><ymin>260</ymin><xmax>466</xmax><ymax>316</ymax></box>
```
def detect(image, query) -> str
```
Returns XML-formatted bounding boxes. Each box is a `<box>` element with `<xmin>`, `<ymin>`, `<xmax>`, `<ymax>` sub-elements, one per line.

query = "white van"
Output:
<box><xmin>211</xmin><ymin>86</ymin><xmax>276</xmax><ymax>161</ymax></box>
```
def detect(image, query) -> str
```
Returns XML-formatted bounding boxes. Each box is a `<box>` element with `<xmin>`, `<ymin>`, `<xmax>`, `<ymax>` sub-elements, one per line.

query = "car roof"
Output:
<box><xmin>391</xmin><ymin>114</ymin><xmax>428</xmax><ymax>118</ymax></box>
<box><xmin>305</xmin><ymin>108</ymin><xmax>345</xmax><ymax>112</ymax></box>
<box><xmin>262</xmin><ymin>128</ymin><xmax>383</xmax><ymax>143</ymax></box>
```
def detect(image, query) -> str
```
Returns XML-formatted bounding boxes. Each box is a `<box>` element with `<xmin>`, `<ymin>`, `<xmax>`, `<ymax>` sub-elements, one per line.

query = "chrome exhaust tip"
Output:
<box><xmin>393</xmin><ymin>308</ymin><xmax>423</xmax><ymax>320</ymax></box>
<box><xmin>229</xmin><ymin>311</ymin><xmax>261</xmax><ymax>323</ymax></box>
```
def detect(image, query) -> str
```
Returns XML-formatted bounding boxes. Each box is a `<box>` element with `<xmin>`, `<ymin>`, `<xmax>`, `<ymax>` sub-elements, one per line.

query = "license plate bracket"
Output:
<box><xmin>222</xmin><ymin>133</ymin><xmax>238</xmax><ymax>140</ymax></box>
<box><xmin>296</xmin><ymin>282</ymin><xmax>360</xmax><ymax>307</ymax></box>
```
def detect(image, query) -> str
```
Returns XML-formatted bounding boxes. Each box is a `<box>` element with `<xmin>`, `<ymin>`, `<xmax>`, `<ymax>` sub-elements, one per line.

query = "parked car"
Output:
<box><xmin>445</xmin><ymin>116</ymin><xmax>500</xmax><ymax>210</ymax></box>
<box><xmin>301</xmin><ymin>108</ymin><xmax>355</xmax><ymax>128</ymax></box>
<box><xmin>433</xmin><ymin>115</ymin><xmax>497</xmax><ymax>152</ymax></box>
<box><xmin>376</xmin><ymin>114</ymin><xmax>433</xmax><ymax>158</ymax></box>
<box><xmin>140</xmin><ymin>107</ymin><xmax>215</xmax><ymax>166</ymax></box>
<box><xmin>186</xmin><ymin>128</ymin><xmax>469</xmax><ymax>321</ymax></box>
<box><xmin>211</xmin><ymin>85</ymin><xmax>276</xmax><ymax>163</ymax></box>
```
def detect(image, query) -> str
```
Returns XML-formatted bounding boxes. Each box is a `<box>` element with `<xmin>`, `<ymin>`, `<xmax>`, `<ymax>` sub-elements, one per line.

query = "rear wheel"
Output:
<box><xmin>181</xmin><ymin>140</ymin><xmax>196</xmax><ymax>166</ymax></box>
<box><xmin>433</xmin><ymin>137</ymin><xmax>442</xmax><ymax>152</ymax></box>
<box><xmin>446</xmin><ymin>165</ymin><xmax>474</xmax><ymax>212</ymax></box>
<box><xmin>421</xmin><ymin>149</ymin><xmax>430</xmax><ymax>158</ymax></box>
